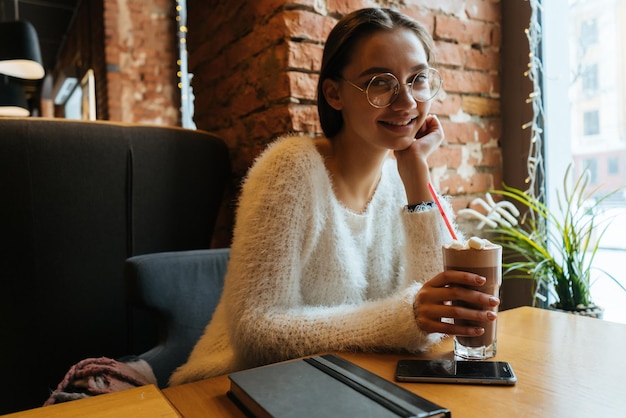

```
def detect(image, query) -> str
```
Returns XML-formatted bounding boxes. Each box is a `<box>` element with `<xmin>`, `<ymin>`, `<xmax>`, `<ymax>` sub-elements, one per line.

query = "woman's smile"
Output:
<box><xmin>378</xmin><ymin>116</ymin><xmax>418</xmax><ymax>133</ymax></box>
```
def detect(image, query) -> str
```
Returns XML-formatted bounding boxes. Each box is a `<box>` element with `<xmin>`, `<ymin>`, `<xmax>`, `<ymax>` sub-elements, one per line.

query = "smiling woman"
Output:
<box><xmin>168</xmin><ymin>8</ymin><xmax>501</xmax><ymax>387</ymax></box>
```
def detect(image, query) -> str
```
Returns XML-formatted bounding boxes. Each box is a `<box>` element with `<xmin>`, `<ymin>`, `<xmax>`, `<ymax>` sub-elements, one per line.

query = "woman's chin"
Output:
<box><xmin>389</xmin><ymin>135</ymin><xmax>418</xmax><ymax>151</ymax></box>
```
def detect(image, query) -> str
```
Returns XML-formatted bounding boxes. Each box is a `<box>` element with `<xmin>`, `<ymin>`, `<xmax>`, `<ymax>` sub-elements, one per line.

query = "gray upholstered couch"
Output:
<box><xmin>0</xmin><ymin>117</ymin><xmax>230</xmax><ymax>413</ymax></box>
<box><xmin>125</xmin><ymin>247</ymin><xmax>229</xmax><ymax>388</ymax></box>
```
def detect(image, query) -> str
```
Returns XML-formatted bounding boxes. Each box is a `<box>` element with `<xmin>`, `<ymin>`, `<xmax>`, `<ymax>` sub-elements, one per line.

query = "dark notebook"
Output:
<box><xmin>227</xmin><ymin>354</ymin><xmax>450</xmax><ymax>418</ymax></box>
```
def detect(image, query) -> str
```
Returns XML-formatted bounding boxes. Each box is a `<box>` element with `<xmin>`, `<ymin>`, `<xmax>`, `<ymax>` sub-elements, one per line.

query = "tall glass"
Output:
<box><xmin>443</xmin><ymin>242</ymin><xmax>502</xmax><ymax>359</ymax></box>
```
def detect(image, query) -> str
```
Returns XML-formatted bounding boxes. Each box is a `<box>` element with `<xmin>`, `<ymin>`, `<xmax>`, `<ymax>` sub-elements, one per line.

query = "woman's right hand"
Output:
<box><xmin>394</xmin><ymin>114</ymin><xmax>444</xmax><ymax>205</ymax></box>
<box><xmin>413</xmin><ymin>271</ymin><xmax>500</xmax><ymax>336</ymax></box>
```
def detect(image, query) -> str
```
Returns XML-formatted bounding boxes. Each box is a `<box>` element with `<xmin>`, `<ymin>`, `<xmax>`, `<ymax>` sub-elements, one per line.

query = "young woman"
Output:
<box><xmin>169</xmin><ymin>7</ymin><xmax>499</xmax><ymax>385</ymax></box>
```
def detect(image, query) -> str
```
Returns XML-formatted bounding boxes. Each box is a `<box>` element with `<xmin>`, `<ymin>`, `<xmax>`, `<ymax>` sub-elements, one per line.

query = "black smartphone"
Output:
<box><xmin>395</xmin><ymin>359</ymin><xmax>517</xmax><ymax>385</ymax></box>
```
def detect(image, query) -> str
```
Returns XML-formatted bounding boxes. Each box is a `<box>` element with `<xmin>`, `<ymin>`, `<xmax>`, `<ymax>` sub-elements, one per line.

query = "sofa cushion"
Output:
<box><xmin>0</xmin><ymin>118</ymin><xmax>230</xmax><ymax>413</ymax></box>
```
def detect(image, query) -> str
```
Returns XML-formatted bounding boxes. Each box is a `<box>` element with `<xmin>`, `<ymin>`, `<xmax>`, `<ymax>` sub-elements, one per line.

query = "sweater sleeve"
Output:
<box><xmin>223</xmin><ymin>138</ymin><xmax>443</xmax><ymax>370</ymax></box>
<box><xmin>401</xmin><ymin>195</ymin><xmax>464</xmax><ymax>285</ymax></box>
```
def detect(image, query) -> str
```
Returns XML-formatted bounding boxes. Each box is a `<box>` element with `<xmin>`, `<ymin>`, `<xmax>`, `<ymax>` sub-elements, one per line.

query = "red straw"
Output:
<box><xmin>427</xmin><ymin>182</ymin><xmax>458</xmax><ymax>240</ymax></box>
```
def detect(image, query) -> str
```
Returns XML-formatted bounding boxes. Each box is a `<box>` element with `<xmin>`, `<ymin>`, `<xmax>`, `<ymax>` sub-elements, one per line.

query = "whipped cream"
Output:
<box><xmin>446</xmin><ymin>236</ymin><xmax>494</xmax><ymax>250</ymax></box>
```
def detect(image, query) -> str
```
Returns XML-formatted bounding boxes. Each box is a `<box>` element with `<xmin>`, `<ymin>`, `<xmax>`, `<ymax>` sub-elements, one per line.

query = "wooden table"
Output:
<box><xmin>163</xmin><ymin>307</ymin><xmax>626</xmax><ymax>417</ymax></box>
<box><xmin>3</xmin><ymin>385</ymin><xmax>180</xmax><ymax>418</ymax></box>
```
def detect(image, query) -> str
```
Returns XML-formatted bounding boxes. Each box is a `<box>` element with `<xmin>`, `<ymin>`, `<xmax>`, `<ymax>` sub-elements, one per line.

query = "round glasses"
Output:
<box><xmin>342</xmin><ymin>68</ymin><xmax>443</xmax><ymax>108</ymax></box>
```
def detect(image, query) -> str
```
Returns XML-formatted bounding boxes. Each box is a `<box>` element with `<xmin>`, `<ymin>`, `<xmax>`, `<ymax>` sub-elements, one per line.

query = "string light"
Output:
<box><xmin>523</xmin><ymin>0</ymin><xmax>545</xmax><ymax>203</ymax></box>
<box><xmin>176</xmin><ymin>0</ymin><xmax>196</xmax><ymax>129</ymax></box>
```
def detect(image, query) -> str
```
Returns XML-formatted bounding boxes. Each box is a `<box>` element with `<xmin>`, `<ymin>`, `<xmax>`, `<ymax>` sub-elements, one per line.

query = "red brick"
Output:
<box><xmin>249</xmin><ymin>0</ymin><xmax>287</xmax><ymax>16</ymax></box>
<box><xmin>462</xmin><ymin>96</ymin><xmax>500</xmax><ymax>116</ymax></box>
<box><xmin>327</xmin><ymin>0</ymin><xmax>380</xmax><ymax>16</ymax></box>
<box><xmin>440</xmin><ymin>68</ymin><xmax>498</xmax><ymax>95</ymax></box>
<box><xmin>282</xmin><ymin>10</ymin><xmax>337</xmax><ymax>43</ymax></box>
<box><xmin>224</xmin><ymin>84</ymin><xmax>265</xmax><ymax>118</ymax></box>
<box><xmin>429</xmin><ymin>145</ymin><xmax>463</xmax><ymax>168</ymax></box>
<box><xmin>399</xmin><ymin>8</ymin><xmax>435</xmax><ymax>33</ymax></box>
<box><xmin>449</xmin><ymin>195</ymin><xmax>474</xmax><ymax>213</ymax></box>
<box><xmin>289</xmin><ymin>104</ymin><xmax>321</xmax><ymax>133</ymax></box>
<box><xmin>288</xmin><ymin>72</ymin><xmax>319</xmax><ymax>101</ymax></box>
<box><xmin>224</xmin><ymin>33</ymin><xmax>280</xmax><ymax>74</ymax></box>
<box><xmin>441</xmin><ymin>120</ymin><xmax>496</xmax><ymax>145</ymax></box>
<box><xmin>440</xmin><ymin>172</ymin><xmax>495</xmax><ymax>195</ymax></box>
<box><xmin>465</xmin><ymin>0</ymin><xmax>501</xmax><ymax>22</ymax></box>
<box><xmin>287</xmin><ymin>41</ymin><xmax>323</xmax><ymax>72</ymax></box>
<box><xmin>243</xmin><ymin>106</ymin><xmax>294</xmax><ymax>144</ymax></box>
<box><xmin>480</xmin><ymin>146</ymin><xmax>503</xmax><ymax>167</ymax></box>
<box><xmin>465</xmin><ymin>48</ymin><xmax>500</xmax><ymax>71</ymax></box>
<box><xmin>285</xmin><ymin>0</ymin><xmax>321</xmax><ymax>8</ymax></box>
<box><xmin>435</xmin><ymin>15</ymin><xmax>495</xmax><ymax>46</ymax></box>
<box><xmin>434</xmin><ymin>41</ymin><xmax>465</xmax><ymax>67</ymax></box>
<box><xmin>484</xmin><ymin>118</ymin><xmax>502</xmax><ymax>139</ymax></box>
<box><xmin>430</xmin><ymin>94</ymin><xmax>462</xmax><ymax>117</ymax></box>
<box><xmin>405</xmin><ymin>0</ymin><xmax>466</xmax><ymax>16</ymax></box>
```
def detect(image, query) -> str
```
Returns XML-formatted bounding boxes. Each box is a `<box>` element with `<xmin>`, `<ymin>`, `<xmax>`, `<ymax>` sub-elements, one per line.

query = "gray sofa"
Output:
<box><xmin>0</xmin><ymin>118</ymin><xmax>230</xmax><ymax>413</ymax></box>
<box><xmin>126</xmin><ymin>248</ymin><xmax>229</xmax><ymax>387</ymax></box>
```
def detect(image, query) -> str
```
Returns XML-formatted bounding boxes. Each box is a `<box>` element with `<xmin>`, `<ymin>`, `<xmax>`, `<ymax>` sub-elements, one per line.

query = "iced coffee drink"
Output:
<box><xmin>443</xmin><ymin>237</ymin><xmax>502</xmax><ymax>360</ymax></box>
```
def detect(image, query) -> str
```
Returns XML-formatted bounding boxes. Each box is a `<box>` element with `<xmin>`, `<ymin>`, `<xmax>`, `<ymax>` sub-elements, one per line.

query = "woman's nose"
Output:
<box><xmin>390</xmin><ymin>84</ymin><xmax>417</xmax><ymax>109</ymax></box>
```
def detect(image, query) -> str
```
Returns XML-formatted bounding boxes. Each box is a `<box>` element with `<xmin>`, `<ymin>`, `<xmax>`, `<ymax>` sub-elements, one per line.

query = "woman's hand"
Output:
<box><xmin>413</xmin><ymin>270</ymin><xmax>500</xmax><ymax>336</ymax></box>
<box><xmin>413</xmin><ymin>113</ymin><xmax>445</xmax><ymax>157</ymax></box>
<box><xmin>394</xmin><ymin>114</ymin><xmax>444</xmax><ymax>164</ymax></box>
<box><xmin>394</xmin><ymin>114</ymin><xmax>444</xmax><ymax>204</ymax></box>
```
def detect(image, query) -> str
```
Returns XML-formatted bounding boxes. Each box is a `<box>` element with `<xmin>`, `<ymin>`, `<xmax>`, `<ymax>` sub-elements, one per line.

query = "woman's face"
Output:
<box><xmin>329</xmin><ymin>28</ymin><xmax>433</xmax><ymax>151</ymax></box>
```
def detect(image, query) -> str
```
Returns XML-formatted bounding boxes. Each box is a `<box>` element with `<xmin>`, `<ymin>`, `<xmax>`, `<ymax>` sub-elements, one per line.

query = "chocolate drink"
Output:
<box><xmin>443</xmin><ymin>241</ymin><xmax>502</xmax><ymax>358</ymax></box>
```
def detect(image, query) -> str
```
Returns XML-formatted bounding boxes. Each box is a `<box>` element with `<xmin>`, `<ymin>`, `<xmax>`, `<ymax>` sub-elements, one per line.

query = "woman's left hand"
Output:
<box><xmin>414</xmin><ymin>270</ymin><xmax>500</xmax><ymax>336</ymax></box>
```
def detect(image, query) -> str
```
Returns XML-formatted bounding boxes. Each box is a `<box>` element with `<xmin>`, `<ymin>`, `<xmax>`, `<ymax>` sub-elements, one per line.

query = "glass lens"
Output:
<box><xmin>411</xmin><ymin>68</ymin><xmax>442</xmax><ymax>102</ymax></box>
<box><xmin>366</xmin><ymin>74</ymin><xmax>398</xmax><ymax>107</ymax></box>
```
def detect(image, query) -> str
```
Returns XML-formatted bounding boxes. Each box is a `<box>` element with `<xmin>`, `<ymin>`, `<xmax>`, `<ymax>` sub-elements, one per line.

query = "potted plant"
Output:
<box><xmin>459</xmin><ymin>164</ymin><xmax>625</xmax><ymax>317</ymax></box>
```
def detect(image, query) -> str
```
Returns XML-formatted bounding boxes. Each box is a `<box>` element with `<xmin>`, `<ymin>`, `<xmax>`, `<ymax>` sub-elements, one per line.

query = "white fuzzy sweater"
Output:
<box><xmin>168</xmin><ymin>135</ymin><xmax>456</xmax><ymax>386</ymax></box>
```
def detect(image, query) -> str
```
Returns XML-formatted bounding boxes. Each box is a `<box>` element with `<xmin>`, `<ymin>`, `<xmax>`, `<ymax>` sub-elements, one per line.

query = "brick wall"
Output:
<box><xmin>103</xmin><ymin>0</ymin><xmax>179</xmax><ymax>124</ymax></box>
<box><xmin>55</xmin><ymin>0</ymin><xmax>180</xmax><ymax>125</ymax></box>
<box><xmin>187</xmin><ymin>0</ymin><xmax>503</xmax><ymax>246</ymax></box>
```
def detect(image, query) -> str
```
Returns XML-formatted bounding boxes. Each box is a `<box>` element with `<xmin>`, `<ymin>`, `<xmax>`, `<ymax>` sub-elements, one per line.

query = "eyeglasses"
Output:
<box><xmin>342</xmin><ymin>68</ymin><xmax>442</xmax><ymax>108</ymax></box>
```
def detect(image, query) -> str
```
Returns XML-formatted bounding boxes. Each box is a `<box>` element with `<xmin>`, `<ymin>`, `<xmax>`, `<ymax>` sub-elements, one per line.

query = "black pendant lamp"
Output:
<box><xmin>0</xmin><ymin>20</ymin><xmax>45</xmax><ymax>80</ymax></box>
<box><xmin>0</xmin><ymin>76</ymin><xmax>29</xmax><ymax>117</ymax></box>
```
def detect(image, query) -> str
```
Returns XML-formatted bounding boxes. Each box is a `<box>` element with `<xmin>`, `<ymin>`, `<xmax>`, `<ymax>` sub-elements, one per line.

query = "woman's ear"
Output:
<box><xmin>322</xmin><ymin>78</ymin><xmax>343</xmax><ymax>110</ymax></box>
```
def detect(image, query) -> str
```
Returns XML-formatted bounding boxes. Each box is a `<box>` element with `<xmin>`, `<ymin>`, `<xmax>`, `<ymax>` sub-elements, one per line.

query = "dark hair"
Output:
<box><xmin>317</xmin><ymin>8</ymin><xmax>435</xmax><ymax>138</ymax></box>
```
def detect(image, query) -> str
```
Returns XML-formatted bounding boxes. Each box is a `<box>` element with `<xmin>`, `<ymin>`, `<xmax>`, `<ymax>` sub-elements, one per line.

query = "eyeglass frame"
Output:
<box><xmin>341</xmin><ymin>68</ymin><xmax>442</xmax><ymax>108</ymax></box>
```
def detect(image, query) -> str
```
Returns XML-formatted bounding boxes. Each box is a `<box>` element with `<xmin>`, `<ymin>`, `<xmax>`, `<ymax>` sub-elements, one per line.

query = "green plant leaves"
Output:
<box><xmin>488</xmin><ymin>163</ymin><xmax>624</xmax><ymax>310</ymax></box>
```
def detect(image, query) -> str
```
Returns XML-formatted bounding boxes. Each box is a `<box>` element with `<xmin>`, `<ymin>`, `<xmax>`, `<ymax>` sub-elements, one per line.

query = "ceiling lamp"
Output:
<box><xmin>0</xmin><ymin>20</ymin><xmax>45</xmax><ymax>80</ymax></box>
<box><xmin>0</xmin><ymin>76</ymin><xmax>29</xmax><ymax>116</ymax></box>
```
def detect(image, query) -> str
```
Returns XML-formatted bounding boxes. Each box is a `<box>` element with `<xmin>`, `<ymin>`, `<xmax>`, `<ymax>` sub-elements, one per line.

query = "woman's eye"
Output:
<box><xmin>371</xmin><ymin>80</ymin><xmax>388</xmax><ymax>88</ymax></box>
<box><xmin>414</xmin><ymin>73</ymin><xmax>428</xmax><ymax>83</ymax></box>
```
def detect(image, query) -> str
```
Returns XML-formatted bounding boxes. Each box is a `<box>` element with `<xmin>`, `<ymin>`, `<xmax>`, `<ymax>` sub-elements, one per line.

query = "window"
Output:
<box><xmin>582</xmin><ymin>158</ymin><xmax>598</xmax><ymax>184</ymax></box>
<box><xmin>57</xmin><ymin>71</ymin><xmax>96</xmax><ymax>120</ymax></box>
<box><xmin>580</xmin><ymin>18</ymin><xmax>597</xmax><ymax>48</ymax></box>
<box><xmin>63</xmin><ymin>85</ymin><xmax>81</xmax><ymax>120</ymax></box>
<box><xmin>608</xmin><ymin>156</ymin><xmax>619</xmax><ymax>175</ymax></box>
<box><xmin>583</xmin><ymin>110</ymin><xmax>599</xmax><ymax>136</ymax></box>
<box><xmin>582</xmin><ymin>64</ymin><xmax>598</xmax><ymax>95</ymax></box>
<box><xmin>543</xmin><ymin>0</ymin><xmax>626</xmax><ymax>324</ymax></box>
